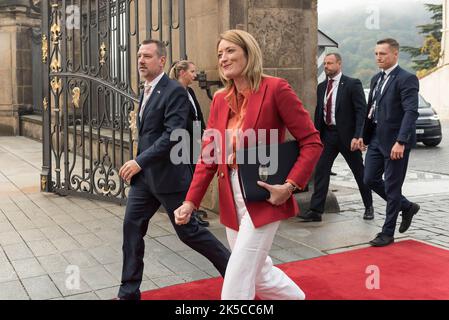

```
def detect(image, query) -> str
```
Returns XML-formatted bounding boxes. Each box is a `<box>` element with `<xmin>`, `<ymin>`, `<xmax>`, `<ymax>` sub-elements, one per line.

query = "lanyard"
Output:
<box><xmin>324</xmin><ymin>81</ymin><xmax>337</xmax><ymax>105</ymax></box>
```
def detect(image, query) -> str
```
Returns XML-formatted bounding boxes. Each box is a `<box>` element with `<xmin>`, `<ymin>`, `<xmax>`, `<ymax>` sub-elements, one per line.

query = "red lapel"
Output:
<box><xmin>241</xmin><ymin>79</ymin><xmax>268</xmax><ymax>133</ymax></box>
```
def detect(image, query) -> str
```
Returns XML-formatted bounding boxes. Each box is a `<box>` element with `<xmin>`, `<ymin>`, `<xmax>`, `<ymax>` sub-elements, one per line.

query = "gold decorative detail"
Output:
<box><xmin>42</xmin><ymin>35</ymin><xmax>48</xmax><ymax>63</ymax></box>
<box><xmin>51</xmin><ymin>77</ymin><xmax>61</xmax><ymax>92</ymax></box>
<box><xmin>43</xmin><ymin>97</ymin><xmax>48</xmax><ymax>111</ymax></box>
<box><xmin>72</xmin><ymin>87</ymin><xmax>80</xmax><ymax>109</ymax></box>
<box><xmin>101</xmin><ymin>186</ymin><xmax>111</xmax><ymax>196</ymax></box>
<box><xmin>129</xmin><ymin>110</ymin><xmax>138</xmax><ymax>140</ymax></box>
<box><xmin>99</xmin><ymin>42</ymin><xmax>106</xmax><ymax>66</ymax></box>
<box><xmin>41</xmin><ymin>176</ymin><xmax>47</xmax><ymax>191</ymax></box>
<box><xmin>50</xmin><ymin>57</ymin><xmax>61</xmax><ymax>72</ymax></box>
<box><xmin>50</xmin><ymin>22</ymin><xmax>60</xmax><ymax>44</ymax></box>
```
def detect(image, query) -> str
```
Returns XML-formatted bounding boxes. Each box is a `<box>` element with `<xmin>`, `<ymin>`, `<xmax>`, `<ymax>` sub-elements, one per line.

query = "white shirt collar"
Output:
<box><xmin>382</xmin><ymin>63</ymin><xmax>398</xmax><ymax>76</ymax></box>
<box><xmin>144</xmin><ymin>71</ymin><xmax>165</xmax><ymax>89</ymax></box>
<box><xmin>329</xmin><ymin>72</ymin><xmax>342</xmax><ymax>83</ymax></box>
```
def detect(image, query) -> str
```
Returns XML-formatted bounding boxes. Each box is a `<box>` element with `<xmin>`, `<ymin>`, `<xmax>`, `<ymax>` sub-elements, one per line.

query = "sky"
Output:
<box><xmin>318</xmin><ymin>0</ymin><xmax>442</xmax><ymax>16</ymax></box>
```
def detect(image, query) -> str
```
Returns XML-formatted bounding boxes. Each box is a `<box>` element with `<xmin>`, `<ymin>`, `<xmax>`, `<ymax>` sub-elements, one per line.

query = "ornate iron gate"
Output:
<box><xmin>40</xmin><ymin>0</ymin><xmax>186</xmax><ymax>204</ymax></box>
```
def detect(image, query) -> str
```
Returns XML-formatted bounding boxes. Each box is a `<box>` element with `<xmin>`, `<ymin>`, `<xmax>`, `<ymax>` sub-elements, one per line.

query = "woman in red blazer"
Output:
<box><xmin>175</xmin><ymin>29</ymin><xmax>323</xmax><ymax>300</ymax></box>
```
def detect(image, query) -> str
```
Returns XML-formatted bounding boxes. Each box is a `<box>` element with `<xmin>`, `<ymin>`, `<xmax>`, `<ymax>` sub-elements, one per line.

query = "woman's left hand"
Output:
<box><xmin>257</xmin><ymin>181</ymin><xmax>292</xmax><ymax>206</ymax></box>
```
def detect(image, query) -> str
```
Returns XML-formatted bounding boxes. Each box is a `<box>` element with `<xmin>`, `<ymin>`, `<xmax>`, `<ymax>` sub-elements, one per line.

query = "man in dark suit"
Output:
<box><xmin>185</xmin><ymin>86</ymin><xmax>210</xmax><ymax>227</ymax></box>
<box><xmin>117</xmin><ymin>39</ymin><xmax>230</xmax><ymax>300</ymax></box>
<box><xmin>362</xmin><ymin>38</ymin><xmax>420</xmax><ymax>247</ymax></box>
<box><xmin>298</xmin><ymin>53</ymin><xmax>373</xmax><ymax>222</ymax></box>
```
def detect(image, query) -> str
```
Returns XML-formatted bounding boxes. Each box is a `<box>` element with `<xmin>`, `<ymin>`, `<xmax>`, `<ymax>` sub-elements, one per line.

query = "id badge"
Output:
<box><xmin>367</xmin><ymin>105</ymin><xmax>375</xmax><ymax>119</ymax></box>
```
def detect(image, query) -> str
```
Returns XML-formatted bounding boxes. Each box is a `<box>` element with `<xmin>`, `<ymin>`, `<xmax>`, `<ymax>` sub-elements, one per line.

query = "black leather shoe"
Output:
<box><xmin>192</xmin><ymin>210</ymin><xmax>210</xmax><ymax>227</ymax></box>
<box><xmin>297</xmin><ymin>210</ymin><xmax>322</xmax><ymax>222</ymax></box>
<box><xmin>363</xmin><ymin>206</ymin><xmax>374</xmax><ymax>220</ymax></box>
<box><xmin>369</xmin><ymin>233</ymin><xmax>394</xmax><ymax>247</ymax></box>
<box><xmin>399</xmin><ymin>202</ymin><xmax>420</xmax><ymax>233</ymax></box>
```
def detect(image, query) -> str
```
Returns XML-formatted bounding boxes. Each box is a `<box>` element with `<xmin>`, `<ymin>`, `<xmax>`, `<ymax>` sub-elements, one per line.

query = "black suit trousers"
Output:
<box><xmin>363</xmin><ymin>130</ymin><xmax>412</xmax><ymax>236</ymax></box>
<box><xmin>310</xmin><ymin>127</ymin><xmax>373</xmax><ymax>213</ymax></box>
<box><xmin>118</xmin><ymin>173</ymin><xmax>230</xmax><ymax>300</ymax></box>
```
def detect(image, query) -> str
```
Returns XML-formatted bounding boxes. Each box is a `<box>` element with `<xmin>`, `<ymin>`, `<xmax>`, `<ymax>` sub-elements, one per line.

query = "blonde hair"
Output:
<box><xmin>169</xmin><ymin>60</ymin><xmax>194</xmax><ymax>80</ymax></box>
<box><xmin>217</xmin><ymin>29</ymin><xmax>264</xmax><ymax>92</ymax></box>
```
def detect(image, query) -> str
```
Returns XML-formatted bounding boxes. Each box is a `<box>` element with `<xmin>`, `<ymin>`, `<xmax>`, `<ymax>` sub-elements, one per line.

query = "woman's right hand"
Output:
<box><xmin>174</xmin><ymin>202</ymin><xmax>196</xmax><ymax>225</ymax></box>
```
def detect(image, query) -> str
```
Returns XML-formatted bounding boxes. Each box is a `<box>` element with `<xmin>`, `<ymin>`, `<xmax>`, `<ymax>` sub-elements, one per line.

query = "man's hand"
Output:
<box><xmin>390</xmin><ymin>142</ymin><xmax>405</xmax><ymax>160</ymax></box>
<box><xmin>257</xmin><ymin>181</ymin><xmax>292</xmax><ymax>206</ymax></box>
<box><xmin>174</xmin><ymin>202</ymin><xmax>195</xmax><ymax>225</ymax></box>
<box><xmin>119</xmin><ymin>160</ymin><xmax>141</xmax><ymax>183</ymax></box>
<box><xmin>357</xmin><ymin>138</ymin><xmax>367</xmax><ymax>152</ymax></box>
<box><xmin>351</xmin><ymin>138</ymin><xmax>360</xmax><ymax>151</ymax></box>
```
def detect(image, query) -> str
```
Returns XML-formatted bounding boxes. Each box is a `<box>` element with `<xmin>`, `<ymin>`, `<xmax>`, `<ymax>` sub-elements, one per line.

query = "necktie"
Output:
<box><xmin>372</xmin><ymin>72</ymin><xmax>386</xmax><ymax>123</ymax></box>
<box><xmin>325</xmin><ymin>79</ymin><xmax>334</xmax><ymax>125</ymax></box>
<box><xmin>139</xmin><ymin>84</ymin><xmax>152</xmax><ymax>120</ymax></box>
<box><xmin>373</xmin><ymin>71</ymin><xmax>386</xmax><ymax>102</ymax></box>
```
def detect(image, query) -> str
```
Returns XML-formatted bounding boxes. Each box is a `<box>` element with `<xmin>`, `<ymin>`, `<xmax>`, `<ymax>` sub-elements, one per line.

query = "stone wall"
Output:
<box><xmin>0</xmin><ymin>7</ymin><xmax>40</xmax><ymax>135</ymax></box>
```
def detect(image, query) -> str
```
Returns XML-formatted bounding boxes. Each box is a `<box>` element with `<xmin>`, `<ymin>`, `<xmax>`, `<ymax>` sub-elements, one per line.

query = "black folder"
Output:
<box><xmin>236</xmin><ymin>140</ymin><xmax>300</xmax><ymax>202</ymax></box>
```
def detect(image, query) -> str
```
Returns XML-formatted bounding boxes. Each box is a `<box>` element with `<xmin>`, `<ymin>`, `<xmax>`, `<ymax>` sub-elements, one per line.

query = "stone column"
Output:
<box><xmin>0</xmin><ymin>3</ymin><xmax>40</xmax><ymax>135</ymax></box>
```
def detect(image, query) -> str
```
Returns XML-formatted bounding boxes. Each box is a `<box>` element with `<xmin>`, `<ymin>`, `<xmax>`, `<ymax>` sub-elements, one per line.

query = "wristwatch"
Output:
<box><xmin>286</xmin><ymin>182</ymin><xmax>298</xmax><ymax>194</ymax></box>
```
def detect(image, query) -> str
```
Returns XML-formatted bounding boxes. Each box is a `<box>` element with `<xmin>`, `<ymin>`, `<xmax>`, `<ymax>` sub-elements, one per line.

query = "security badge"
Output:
<box><xmin>368</xmin><ymin>104</ymin><xmax>375</xmax><ymax>119</ymax></box>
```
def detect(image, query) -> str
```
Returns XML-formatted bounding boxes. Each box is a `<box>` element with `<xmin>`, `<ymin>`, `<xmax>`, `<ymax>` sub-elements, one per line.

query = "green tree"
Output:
<box><xmin>402</xmin><ymin>3</ymin><xmax>443</xmax><ymax>76</ymax></box>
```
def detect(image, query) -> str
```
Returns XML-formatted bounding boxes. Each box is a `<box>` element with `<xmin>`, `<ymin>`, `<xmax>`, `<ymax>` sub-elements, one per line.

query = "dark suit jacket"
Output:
<box><xmin>135</xmin><ymin>73</ymin><xmax>192</xmax><ymax>193</ymax></box>
<box><xmin>314</xmin><ymin>74</ymin><xmax>367</xmax><ymax>149</ymax></box>
<box><xmin>186</xmin><ymin>87</ymin><xmax>206</xmax><ymax>167</ymax></box>
<box><xmin>362</xmin><ymin>66</ymin><xmax>419</xmax><ymax>151</ymax></box>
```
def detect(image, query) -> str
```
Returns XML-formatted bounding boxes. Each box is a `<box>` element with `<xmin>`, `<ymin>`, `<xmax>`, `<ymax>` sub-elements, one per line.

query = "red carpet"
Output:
<box><xmin>142</xmin><ymin>240</ymin><xmax>449</xmax><ymax>300</ymax></box>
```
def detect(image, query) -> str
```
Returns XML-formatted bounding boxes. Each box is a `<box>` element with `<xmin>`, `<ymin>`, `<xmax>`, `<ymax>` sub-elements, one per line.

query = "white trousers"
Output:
<box><xmin>221</xmin><ymin>170</ymin><xmax>305</xmax><ymax>300</ymax></box>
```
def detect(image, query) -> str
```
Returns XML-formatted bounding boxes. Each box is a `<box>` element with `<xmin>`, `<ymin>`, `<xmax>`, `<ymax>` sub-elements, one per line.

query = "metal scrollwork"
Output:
<box><xmin>50</xmin><ymin>22</ymin><xmax>60</xmax><ymax>45</ymax></box>
<box><xmin>99</xmin><ymin>42</ymin><xmax>106</xmax><ymax>66</ymax></box>
<box><xmin>50</xmin><ymin>57</ymin><xmax>61</xmax><ymax>72</ymax></box>
<box><xmin>71</xmin><ymin>87</ymin><xmax>80</xmax><ymax>109</ymax></box>
<box><xmin>50</xmin><ymin>77</ymin><xmax>61</xmax><ymax>92</ymax></box>
<box><xmin>41</xmin><ymin>0</ymin><xmax>186</xmax><ymax>205</ymax></box>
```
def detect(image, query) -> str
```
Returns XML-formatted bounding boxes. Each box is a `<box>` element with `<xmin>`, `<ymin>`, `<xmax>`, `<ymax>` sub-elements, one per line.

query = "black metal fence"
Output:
<box><xmin>40</xmin><ymin>0</ymin><xmax>186</xmax><ymax>204</ymax></box>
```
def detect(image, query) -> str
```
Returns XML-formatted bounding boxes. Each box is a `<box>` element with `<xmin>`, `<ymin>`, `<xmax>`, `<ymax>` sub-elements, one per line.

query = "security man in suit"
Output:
<box><xmin>361</xmin><ymin>38</ymin><xmax>420</xmax><ymax>247</ymax></box>
<box><xmin>299</xmin><ymin>53</ymin><xmax>373</xmax><ymax>222</ymax></box>
<box><xmin>116</xmin><ymin>39</ymin><xmax>230</xmax><ymax>300</ymax></box>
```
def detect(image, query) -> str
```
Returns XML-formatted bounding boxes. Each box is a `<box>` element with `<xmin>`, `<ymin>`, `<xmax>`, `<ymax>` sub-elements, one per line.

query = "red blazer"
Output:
<box><xmin>186</xmin><ymin>76</ymin><xmax>323</xmax><ymax>230</ymax></box>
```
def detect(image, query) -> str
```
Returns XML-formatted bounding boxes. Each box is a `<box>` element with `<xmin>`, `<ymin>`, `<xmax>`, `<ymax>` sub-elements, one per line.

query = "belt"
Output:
<box><xmin>326</xmin><ymin>125</ymin><xmax>337</xmax><ymax>131</ymax></box>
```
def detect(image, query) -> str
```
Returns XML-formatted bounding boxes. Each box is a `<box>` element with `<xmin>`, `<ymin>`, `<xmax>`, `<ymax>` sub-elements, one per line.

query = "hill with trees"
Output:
<box><xmin>318</xmin><ymin>1</ymin><xmax>437</xmax><ymax>87</ymax></box>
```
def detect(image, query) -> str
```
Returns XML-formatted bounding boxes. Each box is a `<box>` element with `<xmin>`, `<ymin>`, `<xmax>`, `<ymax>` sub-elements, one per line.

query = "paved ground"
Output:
<box><xmin>0</xmin><ymin>127</ymin><xmax>448</xmax><ymax>300</ymax></box>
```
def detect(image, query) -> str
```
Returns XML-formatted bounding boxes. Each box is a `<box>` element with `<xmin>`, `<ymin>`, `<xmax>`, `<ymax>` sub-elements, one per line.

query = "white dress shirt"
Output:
<box><xmin>187</xmin><ymin>90</ymin><xmax>198</xmax><ymax>119</ymax></box>
<box><xmin>139</xmin><ymin>71</ymin><xmax>165</xmax><ymax>120</ymax></box>
<box><xmin>378</xmin><ymin>63</ymin><xmax>398</xmax><ymax>95</ymax></box>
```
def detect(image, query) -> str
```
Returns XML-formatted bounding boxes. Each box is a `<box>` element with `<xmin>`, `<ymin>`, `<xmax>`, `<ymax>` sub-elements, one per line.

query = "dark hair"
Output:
<box><xmin>325</xmin><ymin>52</ymin><xmax>342</xmax><ymax>62</ymax></box>
<box><xmin>140</xmin><ymin>39</ymin><xmax>167</xmax><ymax>57</ymax></box>
<box><xmin>377</xmin><ymin>38</ymin><xmax>400</xmax><ymax>51</ymax></box>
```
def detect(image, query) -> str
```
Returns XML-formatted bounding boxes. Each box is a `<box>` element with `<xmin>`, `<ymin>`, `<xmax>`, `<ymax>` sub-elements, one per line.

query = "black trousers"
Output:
<box><xmin>118</xmin><ymin>173</ymin><xmax>230</xmax><ymax>300</ymax></box>
<box><xmin>363</xmin><ymin>131</ymin><xmax>412</xmax><ymax>236</ymax></box>
<box><xmin>310</xmin><ymin>127</ymin><xmax>373</xmax><ymax>214</ymax></box>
